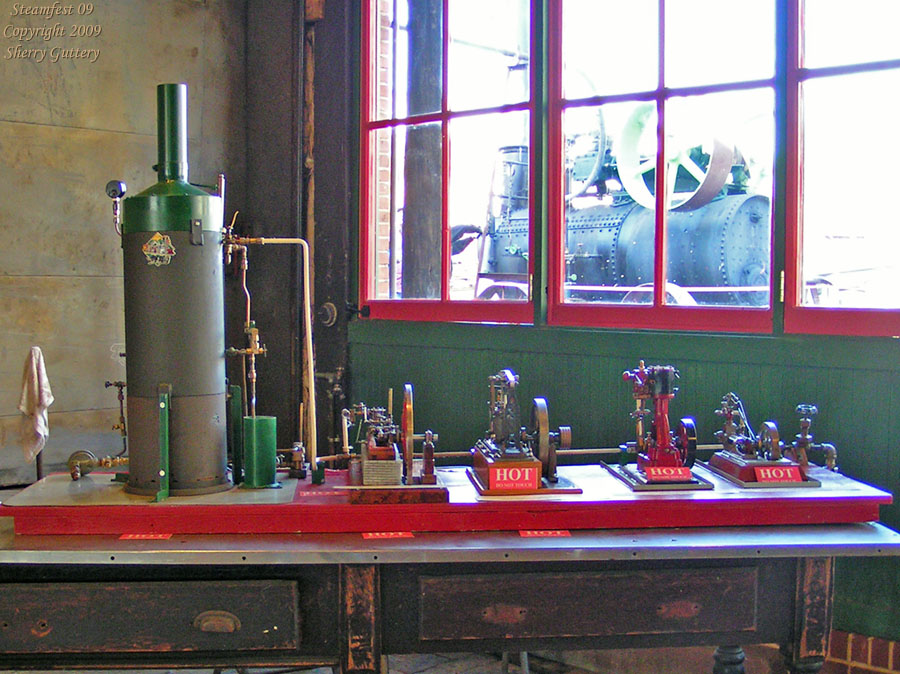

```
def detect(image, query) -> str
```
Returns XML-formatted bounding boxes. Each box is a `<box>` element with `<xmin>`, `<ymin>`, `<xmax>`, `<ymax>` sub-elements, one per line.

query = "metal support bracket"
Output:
<box><xmin>190</xmin><ymin>218</ymin><xmax>204</xmax><ymax>245</ymax></box>
<box><xmin>154</xmin><ymin>384</ymin><xmax>172</xmax><ymax>502</ymax></box>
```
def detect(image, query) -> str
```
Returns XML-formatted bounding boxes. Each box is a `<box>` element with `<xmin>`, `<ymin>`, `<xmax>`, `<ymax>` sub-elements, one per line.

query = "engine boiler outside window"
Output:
<box><xmin>785</xmin><ymin>0</ymin><xmax>900</xmax><ymax>335</ymax></box>
<box><xmin>548</xmin><ymin>0</ymin><xmax>776</xmax><ymax>331</ymax></box>
<box><xmin>360</xmin><ymin>0</ymin><xmax>533</xmax><ymax>322</ymax></box>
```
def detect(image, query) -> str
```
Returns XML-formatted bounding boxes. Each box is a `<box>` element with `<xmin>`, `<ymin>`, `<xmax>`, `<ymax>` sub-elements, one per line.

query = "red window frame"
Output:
<box><xmin>546</xmin><ymin>0</ymin><xmax>775</xmax><ymax>333</ymax></box>
<box><xmin>783</xmin><ymin>0</ymin><xmax>900</xmax><ymax>337</ymax></box>
<box><xmin>359</xmin><ymin>1</ymin><xmax>900</xmax><ymax>336</ymax></box>
<box><xmin>358</xmin><ymin>0</ymin><xmax>535</xmax><ymax>324</ymax></box>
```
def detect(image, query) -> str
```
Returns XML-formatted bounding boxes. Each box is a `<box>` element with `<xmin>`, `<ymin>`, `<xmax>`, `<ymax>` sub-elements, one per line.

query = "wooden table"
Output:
<box><xmin>0</xmin><ymin>519</ymin><xmax>898</xmax><ymax>674</ymax></box>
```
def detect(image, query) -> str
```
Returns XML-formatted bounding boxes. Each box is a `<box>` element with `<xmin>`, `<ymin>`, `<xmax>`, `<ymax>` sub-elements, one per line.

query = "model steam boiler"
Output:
<box><xmin>110</xmin><ymin>83</ymin><xmax>230</xmax><ymax>497</ymax></box>
<box><xmin>477</xmin><ymin>143</ymin><xmax>770</xmax><ymax>305</ymax></box>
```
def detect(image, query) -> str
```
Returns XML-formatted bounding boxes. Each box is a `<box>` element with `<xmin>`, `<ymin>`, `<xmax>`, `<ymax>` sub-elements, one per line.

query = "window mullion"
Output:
<box><xmin>654</xmin><ymin>96</ymin><xmax>667</xmax><ymax>309</ymax></box>
<box><xmin>545</xmin><ymin>0</ymin><xmax>563</xmax><ymax>323</ymax></box>
<box><xmin>440</xmin><ymin>116</ymin><xmax>450</xmax><ymax>302</ymax></box>
<box><xmin>359</xmin><ymin>0</ymin><xmax>374</xmax><ymax>307</ymax></box>
<box><xmin>439</xmin><ymin>0</ymin><xmax>451</xmax><ymax>302</ymax></box>
<box><xmin>654</xmin><ymin>0</ymin><xmax>667</xmax><ymax>309</ymax></box>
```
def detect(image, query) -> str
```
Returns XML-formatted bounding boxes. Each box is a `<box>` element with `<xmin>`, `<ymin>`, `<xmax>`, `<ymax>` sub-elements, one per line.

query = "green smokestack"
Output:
<box><xmin>156</xmin><ymin>83</ymin><xmax>188</xmax><ymax>182</ymax></box>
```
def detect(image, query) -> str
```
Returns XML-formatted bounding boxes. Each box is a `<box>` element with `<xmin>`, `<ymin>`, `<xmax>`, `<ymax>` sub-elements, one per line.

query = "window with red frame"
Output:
<box><xmin>359</xmin><ymin>0</ymin><xmax>534</xmax><ymax>323</ymax></box>
<box><xmin>785</xmin><ymin>0</ymin><xmax>900</xmax><ymax>336</ymax></box>
<box><xmin>547</xmin><ymin>0</ymin><xmax>777</xmax><ymax>332</ymax></box>
<box><xmin>360</xmin><ymin>1</ymin><xmax>900</xmax><ymax>336</ymax></box>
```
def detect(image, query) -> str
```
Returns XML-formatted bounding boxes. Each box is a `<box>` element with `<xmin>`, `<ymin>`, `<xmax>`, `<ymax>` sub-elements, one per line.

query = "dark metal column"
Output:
<box><xmin>312</xmin><ymin>0</ymin><xmax>355</xmax><ymax>452</ymax></box>
<box><xmin>242</xmin><ymin>0</ymin><xmax>305</xmax><ymax>450</ymax></box>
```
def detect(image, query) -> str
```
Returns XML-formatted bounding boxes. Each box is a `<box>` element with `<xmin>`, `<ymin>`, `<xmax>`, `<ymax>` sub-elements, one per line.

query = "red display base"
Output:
<box><xmin>471</xmin><ymin>445</ymin><xmax>544</xmax><ymax>493</ymax></box>
<box><xmin>0</xmin><ymin>463</ymin><xmax>890</xmax><ymax>535</ymax></box>
<box><xmin>706</xmin><ymin>452</ymin><xmax>817</xmax><ymax>487</ymax></box>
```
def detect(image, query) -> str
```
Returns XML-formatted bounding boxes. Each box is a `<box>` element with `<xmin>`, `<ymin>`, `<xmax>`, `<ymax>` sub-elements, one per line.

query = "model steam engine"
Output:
<box><xmin>341</xmin><ymin>384</ymin><xmax>438</xmax><ymax>488</ymax></box>
<box><xmin>610</xmin><ymin>360</ymin><xmax>709</xmax><ymax>490</ymax></box>
<box><xmin>468</xmin><ymin>369</ymin><xmax>575</xmax><ymax>495</ymax></box>
<box><xmin>708</xmin><ymin>393</ymin><xmax>838</xmax><ymax>485</ymax></box>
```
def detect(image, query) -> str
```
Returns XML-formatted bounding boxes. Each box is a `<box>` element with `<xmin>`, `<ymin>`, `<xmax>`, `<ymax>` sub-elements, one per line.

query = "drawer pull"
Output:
<box><xmin>482</xmin><ymin>604</ymin><xmax>528</xmax><ymax>625</ymax></box>
<box><xmin>656</xmin><ymin>601</ymin><xmax>701</xmax><ymax>620</ymax></box>
<box><xmin>193</xmin><ymin>610</ymin><xmax>242</xmax><ymax>633</ymax></box>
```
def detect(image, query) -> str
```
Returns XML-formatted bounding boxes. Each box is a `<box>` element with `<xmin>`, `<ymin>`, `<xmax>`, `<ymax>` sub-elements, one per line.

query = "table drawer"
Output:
<box><xmin>0</xmin><ymin>580</ymin><xmax>299</xmax><ymax>653</ymax></box>
<box><xmin>419</xmin><ymin>567</ymin><xmax>757</xmax><ymax>641</ymax></box>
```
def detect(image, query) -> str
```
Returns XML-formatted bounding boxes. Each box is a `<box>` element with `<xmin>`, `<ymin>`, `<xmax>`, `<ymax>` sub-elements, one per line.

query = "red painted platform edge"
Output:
<box><xmin>2</xmin><ymin>495</ymin><xmax>889</xmax><ymax>536</ymax></box>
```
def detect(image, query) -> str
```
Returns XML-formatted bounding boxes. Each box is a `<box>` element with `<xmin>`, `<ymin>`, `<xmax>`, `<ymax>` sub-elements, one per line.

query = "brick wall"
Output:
<box><xmin>825</xmin><ymin>630</ymin><xmax>900</xmax><ymax>674</ymax></box>
<box><xmin>372</xmin><ymin>0</ymin><xmax>394</xmax><ymax>299</ymax></box>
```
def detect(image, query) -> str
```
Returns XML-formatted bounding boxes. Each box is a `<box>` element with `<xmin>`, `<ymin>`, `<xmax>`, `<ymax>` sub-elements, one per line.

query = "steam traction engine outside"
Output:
<box><xmin>476</xmin><ymin>102</ymin><xmax>771</xmax><ymax>306</ymax></box>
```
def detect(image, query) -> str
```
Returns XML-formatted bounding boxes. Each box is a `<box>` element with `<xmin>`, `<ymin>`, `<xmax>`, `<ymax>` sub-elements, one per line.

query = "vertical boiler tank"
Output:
<box><xmin>119</xmin><ymin>83</ymin><xmax>231</xmax><ymax>495</ymax></box>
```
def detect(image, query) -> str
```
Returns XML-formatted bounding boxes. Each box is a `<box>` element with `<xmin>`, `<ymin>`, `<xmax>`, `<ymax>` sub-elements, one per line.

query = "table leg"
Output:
<box><xmin>784</xmin><ymin>657</ymin><xmax>826</xmax><ymax>674</ymax></box>
<box><xmin>340</xmin><ymin>564</ymin><xmax>382</xmax><ymax>674</ymax></box>
<box><xmin>781</xmin><ymin>557</ymin><xmax>834</xmax><ymax>674</ymax></box>
<box><xmin>713</xmin><ymin>645</ymin><xmax>745</xmax><ymax>674</ymax></box>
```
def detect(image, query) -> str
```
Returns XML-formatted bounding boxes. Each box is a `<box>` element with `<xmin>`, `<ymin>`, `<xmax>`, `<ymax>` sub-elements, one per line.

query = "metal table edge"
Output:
<box><xmin>0</xmin><ymin>522</ymin><xmax>897</xmax><ymax>566</ymax></box>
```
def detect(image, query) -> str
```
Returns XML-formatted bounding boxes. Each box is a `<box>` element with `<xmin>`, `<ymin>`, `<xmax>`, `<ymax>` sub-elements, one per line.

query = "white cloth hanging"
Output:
<box><xmin>17</xmin><ymin>346</ymin><xmax>54</xmax><ymax>463</ymax></box>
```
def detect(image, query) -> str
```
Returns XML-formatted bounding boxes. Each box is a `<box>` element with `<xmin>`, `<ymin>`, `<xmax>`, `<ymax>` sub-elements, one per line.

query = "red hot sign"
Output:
<box><xmin>489</xmin><ymin>465</ymin><xmax>541</xmax><ymax>490</ymax></box>
<box><xmin>644</xmin><ymin>466</ymin><xmax>693</xmax><ymax>482</ymax></box>
<box><xmin>362</xmin><ymin>532</ymin><xmax>414</xmax><ymax>539</ymax></box>
<box><xmin>754</xmin><ymin>466</ymin><xmax>803</xmax><ymax>482</ymax></box>
<box><xmin>519</xmin><ymin>530</ymin><xmax>571</xmax><ymax>538</ymax></box>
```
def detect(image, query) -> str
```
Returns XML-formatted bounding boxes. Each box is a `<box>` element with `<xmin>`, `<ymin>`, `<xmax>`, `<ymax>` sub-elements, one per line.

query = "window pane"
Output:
<box><xmin>373</xmin><ymin>0</ymin><xmax>401</xmax><ymax>120</ymax></box>
<box><xmin>371</xmin><ymin>127</ymin><xmax>399</xmax><ymax>298</ymax></box>
<box><xmin>665</xmin><ymin>0</ymin><xmax>774</xmax><ymax>87</ymax></box>
<box><xmin>804</xmin><ymin>0</ymin><xmax>900</xmax><ymax>68</ymax></box>
<box><xmin>374</xmin><ymin>0</ymin><xmax>442</xmax><ymax>121</ymax></box>
<box><xmin>450</xmin><ymin>112</ymin><xmax>530</xmax><ymax>301</ymax></box>
<box><xmin>665</xmin><ymin>90</ymin><xmax>773</xmax><ymax>307</ymax></box>
<box><xmin>563</xmin><ymin>0</ymin><xmax>658</xmax><ymax>99</ymax></box>
<box><xmin>562</xmin><ymin>102</ymin><xmax>657</xmax><ymax>304</ymax></box>
<box><xmin>372</xmin><ymin>122</ymin><xmax>443</xmax><ymax>299</ymax></box>
<box><xmin>801</xmin><ymin>71</ymin><xmax>900</xmax><ymax>308</ymax></box>
<box><xmin>561</xmin><ymin>93</ymin><xmax>773</xmax><ymax>307</ymax></box>
<box><xmin>449</xmin><ymin>0</ymin><xmax>529</xmax><ymax>111</ymax></box>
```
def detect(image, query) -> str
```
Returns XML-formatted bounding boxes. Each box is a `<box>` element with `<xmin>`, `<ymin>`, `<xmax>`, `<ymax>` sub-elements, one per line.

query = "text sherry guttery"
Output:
<box><xmin>5</xmin><ymin>2</ymin><xmax>100</xmax><ymax>63</ymax></box>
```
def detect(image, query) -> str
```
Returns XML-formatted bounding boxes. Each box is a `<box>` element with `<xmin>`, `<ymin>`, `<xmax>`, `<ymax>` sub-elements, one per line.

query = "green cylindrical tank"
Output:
<box><xmin>120</xmin><ymin>83</ymin><xmax>231</xmax><ymax>496</ymax></box>
<box><xmin>242</xmin><ymin>416</ymin><xmax>279</xmax><ymax>488</ymax></box>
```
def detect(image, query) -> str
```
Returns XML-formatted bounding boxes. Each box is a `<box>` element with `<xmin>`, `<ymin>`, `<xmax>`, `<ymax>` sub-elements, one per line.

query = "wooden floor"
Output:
<box><xmin>0</xmin><ymin>655</ymin><xmax>530</xmax><ymax>674</ymax></box>
<box><xmin>0</xmin><ymin>645</ymin><xmax>790</xmax><ymax>673</ymax></box>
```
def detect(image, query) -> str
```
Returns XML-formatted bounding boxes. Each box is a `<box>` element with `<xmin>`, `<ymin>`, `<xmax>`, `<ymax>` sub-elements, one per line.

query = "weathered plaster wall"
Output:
<box><xmin>0</xmin><ymin>0</ymin><xmax>246</xmax><ymax>483</ymax></box>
